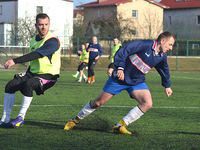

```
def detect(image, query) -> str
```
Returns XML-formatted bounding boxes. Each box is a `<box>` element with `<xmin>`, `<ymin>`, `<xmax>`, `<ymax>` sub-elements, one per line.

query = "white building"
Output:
<box><xmin>0</xmin><ymin>0</ymin><xmax>73</xmax><ymax>47</ymax></box>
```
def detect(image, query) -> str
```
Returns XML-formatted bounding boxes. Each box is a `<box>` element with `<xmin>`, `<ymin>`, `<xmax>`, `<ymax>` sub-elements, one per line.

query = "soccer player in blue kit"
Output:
<box><xmin>64</xmin><ymin>31</ymin><xmax>175</xmax><ymax>135</ymax></box>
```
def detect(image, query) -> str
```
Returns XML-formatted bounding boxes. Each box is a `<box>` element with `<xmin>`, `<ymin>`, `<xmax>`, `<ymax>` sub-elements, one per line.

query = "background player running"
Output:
<box><xmin>72</xmin><ymin>43</ymin><xmax>89</xmax><ymax>82</ymax></box>
<box><xmin>64</xmin><ymin>32</ymin><xmax>175</xmax><ymax>135</ymax></box>
<box><xmin>87</xmin><ymin>36</ymin><xmax>103</xmax><ymax>84</ymax></box>
<box><xmin>107</xmin><ymin>38</ymin><xmax>122</xmax><ymax>76</ymax></box>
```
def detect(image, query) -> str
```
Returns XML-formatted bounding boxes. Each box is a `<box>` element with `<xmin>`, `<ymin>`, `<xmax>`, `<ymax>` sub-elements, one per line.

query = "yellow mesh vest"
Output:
<box><xmin>111</xmin><ymin>43</ymin><xmax>121</xmax><ymax>63</ymax></box>
<box><xmin>29</xmin><ymin>32</ymin><xmax>61</xmax><ymax>75</ymax></box>
<box><xmin>79</xmin><ymin>49</ymin><xmax>89</xmax><ymax>63</ymax></box>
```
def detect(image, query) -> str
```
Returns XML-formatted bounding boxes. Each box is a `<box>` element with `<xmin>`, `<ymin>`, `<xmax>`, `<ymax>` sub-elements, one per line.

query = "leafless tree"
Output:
<box><xmin>13</xmin><ymin>16</ymin><xmax>36</xmax><ymax>46</ymax></box>
<box><xmin>137</xmin><ymin>7</ymin><xmax>163</xmax><ymax>39</ymax></box>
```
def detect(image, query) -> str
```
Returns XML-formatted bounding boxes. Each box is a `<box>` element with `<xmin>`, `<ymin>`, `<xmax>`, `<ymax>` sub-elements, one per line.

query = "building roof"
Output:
<box><xmin>78</xmin><ymin>0</ymin><xmax>168</xmax><ymax>8</ymax></box>
<box><xmin>73</xmin><ymin>9</ymin><xmax>84</xmax><ymax>18</ymax></box>
<box><xmin>0</xmin><ymin>0</ymin><xmax>17</xmax><ymax>2</ymax></box>
<box><xmin>0</xmin><ymin>0</ymin><xmax>73</xmax><ymax>2</ymax></box>
<box><xmin>160</xmin><ymin>0</ymin><xmax>200</xmax><ymax>9</ymax></box>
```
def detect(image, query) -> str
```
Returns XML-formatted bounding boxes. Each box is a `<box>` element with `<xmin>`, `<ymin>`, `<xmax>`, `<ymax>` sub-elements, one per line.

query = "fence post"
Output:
<box><xmin>186</xmin><ymin>40</ymin><xmax>189</xmax><ymax>56</ymax></box>
<box><xmin>77</xmin><ymin>37</ymin><xmax>80</xmax><ymax>51</ymax></box>
<box><xmin>176</xmin><ymin>42</ymin><xmax>179</xmax><ymax>71</ymax></box>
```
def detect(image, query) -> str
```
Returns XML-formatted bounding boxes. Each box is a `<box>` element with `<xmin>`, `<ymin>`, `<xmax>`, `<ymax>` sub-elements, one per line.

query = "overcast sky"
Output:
<box><xmin>74</xmin><ymin>0</ymin><xmax>161</xmax><ymax>8</ymax></box>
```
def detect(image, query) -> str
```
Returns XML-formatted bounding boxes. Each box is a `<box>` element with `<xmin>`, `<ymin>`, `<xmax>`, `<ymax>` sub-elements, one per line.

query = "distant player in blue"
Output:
<box><xmin>64</xmin><ymin>32</ymin><xmax>175</xmax><ymax>135</ymax></box>
<box><xmin>87</xmin><ymin>36</ymin><xmax>103</xmax><ymax>84</ymax></box>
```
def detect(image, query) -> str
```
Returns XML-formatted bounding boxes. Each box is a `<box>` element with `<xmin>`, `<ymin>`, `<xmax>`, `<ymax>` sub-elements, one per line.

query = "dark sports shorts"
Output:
<box><xmin>78</xmin><ymin>62</ymin><xmax>88</xmax><ymax>71</ymax></box>
<box><xmin>5</xmin><ymin>72</ymin><xmax>57</xmax><ymax>97</ymax></box>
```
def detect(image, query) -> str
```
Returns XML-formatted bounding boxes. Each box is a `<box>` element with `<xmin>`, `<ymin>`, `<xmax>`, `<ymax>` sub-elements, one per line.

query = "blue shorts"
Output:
<box><xmin>103</xmin><ymin>77</ymin><xmax>149</xmax><ymax>98</ymax></box>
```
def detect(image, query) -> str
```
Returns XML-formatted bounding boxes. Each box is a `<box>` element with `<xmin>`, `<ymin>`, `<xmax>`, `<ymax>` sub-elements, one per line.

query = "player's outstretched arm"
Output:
<box><xmin>4</xmin><ymin>59</ymin><xmax>15</xmax><ymax>69</ymax></box>
<box><xmin>165</xmin><ymin>87</ymin><xmax>173</xmax><ymax>97</ymax></box>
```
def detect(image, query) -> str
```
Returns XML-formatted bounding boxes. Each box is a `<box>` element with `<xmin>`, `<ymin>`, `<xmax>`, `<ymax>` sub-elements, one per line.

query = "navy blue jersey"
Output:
<box><xmin>113</xmin><ymin>40</ymin><xmax>170</xmax><ymax>88</ymax></box>
<box><xmin>87</xmin><ymin>43</ymin><xmax>103</xmax><ymax>60</ymax></box>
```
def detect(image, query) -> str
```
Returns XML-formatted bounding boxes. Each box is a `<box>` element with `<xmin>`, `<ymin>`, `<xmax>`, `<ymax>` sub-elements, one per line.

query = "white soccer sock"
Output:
<box><xmin>83</xmin><ymin>74</ymin><xmax>87</xmax><ymax>79</ymax></box>
<box><xmin>1</xmin><ymin>93</ymin><xmax>15</xmax><ymax>123</ymax></box>
<box><xmin>123</xmin><ymin>106</ymin><xmax>144</xmax><ymax>126</ymax></box>
<box><xmin>78</xmin><ymin>76</ymin><xmax>82</xmax><ymax>81</ymax></box>
<box><xmin>75</xmin><ymin>71</ymin><xmax>79</xmax><ymax>76</ymax></box>
<box><xmin>77</xmin><ymin>101</ymin><xmax>96</xmax><ymax>119</ymax></box>
<box><xmin>18</xmin><ymin>96</ymin><xmax>33</xmax><ymax>120</ymax></box>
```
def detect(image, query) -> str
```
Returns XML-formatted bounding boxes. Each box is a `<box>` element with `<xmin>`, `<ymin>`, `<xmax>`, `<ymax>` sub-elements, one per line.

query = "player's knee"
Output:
<box><xmin>90</xmin><ymin>100</ymin><xmax>99</xmax><ymax>109</ymax></box>
<box><xmin>90</xmin><ymin>99</ymin><xmax>104</xmax><ymax>108</ymax></box>
<box><xmin>139</xmin><ymin>98</ymin><xmax>152</xmax><ymax>110</ymax></box>
<box><xmin>22</xmin><ymin>79</ymin><xmax>38</xmax><ymax>97</ymax></box>
<box><xmin>5</xmin><ymin>82</ymin><xmax>15</xmax><ymax>93</ymax></box>
<box><xmin>146</xmin><ymin>101</ymin><xmax>152</xmax><ymax>109</ymax></box>
<box><xmin>144</xmin><ymin>99</ymin><xmax>152</xmax><ymax>110</ymax></box>
<box><xmin>95</xmin><ymin>102</ymin><xmax>103</xmax><ymax>107</ymax></box>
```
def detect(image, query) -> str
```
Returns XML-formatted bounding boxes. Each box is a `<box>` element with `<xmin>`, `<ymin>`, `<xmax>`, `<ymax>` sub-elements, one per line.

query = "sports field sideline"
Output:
<box><xmin>0</xmin><ymin>71</ymin><xmax>199</xmax><ymax>150</ymax></box>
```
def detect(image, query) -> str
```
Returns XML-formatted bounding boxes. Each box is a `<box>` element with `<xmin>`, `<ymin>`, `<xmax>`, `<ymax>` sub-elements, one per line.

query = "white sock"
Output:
<box><xmin>77</xmin><ymin>101</ymin><xmax>96</xmax><ymax>119</ymax></box>
<box><xmin>83</xmin><ymin>74</ymin><xmax>87</xmax><ymax>79</ymax></box>
<box><xmin>1</xmin><ymin>93</ymin><xmax>15</xmax><ymax>123</ymax></box>
<box><xmin>18</xmin><ymin>96</ymin><xmax>33</xmax><ymax>120</ymax></box>
<box><xmin>75</xmin><ymin>71</ymin><xmax>79</xmax><ymax>76</ymax></box>
<box><xmin>123</xmin><ymin>106</ymin><xmax>144</xmax><ymax>126</ymax></box>
<box><xmin>79</xmin><ymin>76</ymin><xmax>82</xmax><ymax>81</ymax></box>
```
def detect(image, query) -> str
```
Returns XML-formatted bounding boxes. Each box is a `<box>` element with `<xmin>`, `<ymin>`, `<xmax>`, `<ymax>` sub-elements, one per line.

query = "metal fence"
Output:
<box><xmin>73</xmin><ymin>37</ymin><xmax>200</xmax><ymax>56</ymax></box>
<box><xmin>0</xmin><ymin>38</ymin><xmax>200</xmax><ymax>72</ymax></box>
<box><xmin>1</xmin><ymin>33</ymin><xmax>200</xmax><ymax>56</ymax></box>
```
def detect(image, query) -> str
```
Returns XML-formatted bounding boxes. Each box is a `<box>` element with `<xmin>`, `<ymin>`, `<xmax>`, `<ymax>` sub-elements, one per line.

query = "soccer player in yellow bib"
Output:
<box><xmin>107</xmin><ymin>38</ymin><xmax>122</xmax><ymax>76</ymax></box>
<box><xmin>72</xmin><ymin>43</ymin><xmax>89</xmax><ymax>82</ymax></box>
<box><xmin>0</xmin><ymin>13</ymin><xmax>61</xmax><ymax>128</ymax></box>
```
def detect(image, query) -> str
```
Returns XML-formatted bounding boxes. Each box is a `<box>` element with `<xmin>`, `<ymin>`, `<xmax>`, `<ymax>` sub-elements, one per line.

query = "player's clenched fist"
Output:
<box><xmin>165</xmin><ymin>88</ymin><xmax>173</xmax><ymax>97</ymax></box>
<box><xmin>4</xmin><ymin>59</ymin><xmax>15</xmax><ymax>69</ymax></box>
<box><xmin>117</xmin><ymin>69</ymin><xmax>124</xmax><ymax>81</ymax></box>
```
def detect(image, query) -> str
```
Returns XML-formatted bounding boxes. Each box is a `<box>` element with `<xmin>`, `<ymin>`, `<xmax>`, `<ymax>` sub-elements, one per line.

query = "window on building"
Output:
<box><xmin>176</xmin><ymin>0</ymin><xmax>180</xmax><ymax>2</ymax></box>
<box><xmin>168</xmin><ymin>16</ymin><xmax>172</xmax><ymax>25</ymax></box>
<box><xmin>37</xmin><ymin>6</ymin><xmax>43</xmax><ymax>14</ymax></box>
<box><xmin>132</xmin><ymin>10</ymin><xmax>138</xmax><ymax>18</ymax></box>
<box><xmin>197</xmin><ymin>15</ymin><xmax>200</xmax><ymax>25</ymax></box>
<box><xmin>132</xmin><ymin>30</ymin><xmax>137</xmax><ymax>36</ymax></box>
<box><xmin>97</xmin><ymin>8</ymin><xmax>101</xmax><ymax>18</ymax></box>
<box><xmin>0</xmin><ymin>5</ymin><xmax>2</xmax><ymax>15</ymax></box>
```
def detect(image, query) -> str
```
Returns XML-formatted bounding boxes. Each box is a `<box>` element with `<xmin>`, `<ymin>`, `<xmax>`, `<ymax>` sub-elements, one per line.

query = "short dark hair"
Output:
<box><xmin>157</xmin><ymin>31</ymin><xmax>175</xmax><ymax>42</ymax></box>
<box><xmin>36</xmin><ymin>13</ymin><xmax>50</xmax><ymax>23</ymax></box>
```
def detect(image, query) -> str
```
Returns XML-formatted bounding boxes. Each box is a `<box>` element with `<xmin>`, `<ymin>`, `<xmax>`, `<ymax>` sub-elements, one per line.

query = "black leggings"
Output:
<box><xmin>5</xmin><ymin>72</ymin><xmax>56</xmax><ymax>97</ymax></box>
<box><xmin>77</xmin><ymin>62</ymin><xmax>88</xmax><ymax>72</ymax></box>
<box><xmin>88</xmin><ymin>59</ymin><xmax>98</xmax><ymax>77</ymax></box>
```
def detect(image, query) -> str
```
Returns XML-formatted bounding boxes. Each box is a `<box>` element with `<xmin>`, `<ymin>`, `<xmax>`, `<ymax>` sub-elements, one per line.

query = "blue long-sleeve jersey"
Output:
<box><xmin>113</xmin><ymin>40</ymin><xmax>171</xmax><ymax>88</ymax></box>
<box><xmin>87</xmin><ymin>42</ymin><xmax>103</xmax><ymax>60</ymax></box>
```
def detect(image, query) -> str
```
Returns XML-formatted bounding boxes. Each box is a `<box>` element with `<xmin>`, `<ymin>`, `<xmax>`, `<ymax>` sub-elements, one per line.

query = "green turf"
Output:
<box><xmin>0</xmin><ymin>71</ymin><xmax>199</xmax><ymax>150</ymax></box>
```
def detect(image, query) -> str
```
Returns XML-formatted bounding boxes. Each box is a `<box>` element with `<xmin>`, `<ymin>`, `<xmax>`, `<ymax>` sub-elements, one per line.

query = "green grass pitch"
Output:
<box><xmin>0</xmin><ymin>71</ymin><xmax>199</xmax><ymax>150</ymax></box>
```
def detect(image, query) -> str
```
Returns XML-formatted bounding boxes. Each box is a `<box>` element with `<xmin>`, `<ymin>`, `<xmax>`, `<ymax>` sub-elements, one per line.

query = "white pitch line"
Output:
<box><xmin>171</xmin><ymin>75</ymin><xmax>200</xmax><ymax>80</ymax></box>
<box><xmin>0</xmin><ymin>104</ymin><xmax>199</xmax><ymax>109</ymax></box>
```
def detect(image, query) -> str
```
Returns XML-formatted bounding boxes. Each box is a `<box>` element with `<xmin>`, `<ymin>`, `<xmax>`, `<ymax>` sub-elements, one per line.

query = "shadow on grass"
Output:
<box><xmin>71</xmin><ymin>115</ymin><xmax>139</xmax><ymax>136</ymax></box>
<box><xmin>24</xmin><ymin>120</ymin><xmax>64</xmax><ymax>129</ymax></box>
<box><xmin>21</xmin><ymin>115</ymin><xmax>139</xmax><ymax>136</ymax></box>
<box><xmin>73</xmin><ymin>115</ymin><xmax>112</xmax><ymax>133</ymax></box>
